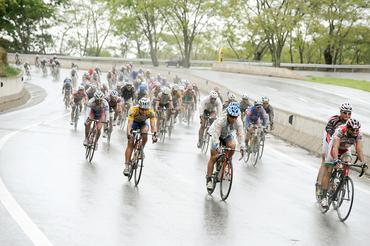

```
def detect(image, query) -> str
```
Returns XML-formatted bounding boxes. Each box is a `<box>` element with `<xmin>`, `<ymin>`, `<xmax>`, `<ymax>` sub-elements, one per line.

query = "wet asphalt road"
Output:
<box><xmin>1</xmin><ymin>68</ymin><xmax>370</xmax><ymax>246</ymax></box>
<box><xmin>172</xmin><ymin>69</ymin><xmax>370</xmax><ymax>133</ymax></box>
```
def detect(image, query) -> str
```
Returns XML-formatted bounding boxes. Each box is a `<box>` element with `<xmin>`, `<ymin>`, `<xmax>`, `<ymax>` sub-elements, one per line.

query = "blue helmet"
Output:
<box><xmin>139</xmin><ymin>84</ymin><xmax>147</xmax><ymax>92</ymax></box>
<box><xmin>227</xmin><ymin>102</ymin><xmax>240</xmax><ymax>117</ymax></box>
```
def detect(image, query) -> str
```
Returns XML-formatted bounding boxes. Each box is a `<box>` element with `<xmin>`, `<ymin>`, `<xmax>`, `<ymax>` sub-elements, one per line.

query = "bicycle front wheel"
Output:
<box><xmin>336</xmin><ymin>177</ymin><xmax>354</xmax><ymax>222</ymax></box>
<box><xmin>220</xmin><ymin>160</ymin><xmax>233</xmax><ymax>201</ymax></box>
<box><xmin>259</xmin><ymin>137</ymin><xmax>265</xmax><ymax>159</ymax></box>
<box><xmin>134</xmin><ymin>149</ymin><xmax>144</xmax><ymax>186</ymax></box>
<box><xmin>251</xmin><ymin>140</ymin><xmax>260</xmax><ymax>167</ymax></box>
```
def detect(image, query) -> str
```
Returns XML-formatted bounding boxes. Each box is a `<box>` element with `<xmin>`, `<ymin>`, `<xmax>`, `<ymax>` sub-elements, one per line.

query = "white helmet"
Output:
<box><xmin>179</xmin><ymin>85</ymin><xmax>184</xmax><ymax>91</ymax></box>
<box><xmin>254</xmin><ymin>99</ymin><xmax>262</xmax><ymax>106</ymax></box>
<box><xmin>173</xmin><ymin>85</ymin><xmax>179</xmax><ymax>91</ymax></box>
<box><xmin>242</xmin><ymin>94</ymin><xmax>248</xmax><ymax>100</ymax></box>
<box><xmin>110</xmin><ymin>90</ymin><xmax>119</xmax><ymax>98</ymax></box>
<box><xmin>94</xmin><ymin>91</ymin><xmax>104</xmax><ymax>100</ymax></box>
<box><xmin>162</xmin><ymin>87</ymin><xmax>170</xmax><ymax>95</ymax></box>
<box><xmin>228</xmin><ymin>93</ymin><xmax>236</xmax><ymax>101</ymax></box>
<box><xmin>139</xmin><ymin>97</ymin><xmax>150</xmax><ymax>109</ymax></box>
<box><xmin>340</xmin><ymin>102</ymin><xmax>352</xmax><ymax>112</ymax></box>
<box><xmin>126</xmin><ymin>80</ymin><xmax>133</xmax><ymax>86</ymax></box>
<box><xmin>78</xmin><ymin>85</ymin><xmax>85</xmax><ymax>91</ymax></box>
<box><xmin>262</xmin><ymin>96</ymin><xmax>269</xmax><ymax>103</ymax></box>
<box><xmin>209</xmin><ymin>90</ymin><xmax>218</xmax><ymax>99</ymax></box>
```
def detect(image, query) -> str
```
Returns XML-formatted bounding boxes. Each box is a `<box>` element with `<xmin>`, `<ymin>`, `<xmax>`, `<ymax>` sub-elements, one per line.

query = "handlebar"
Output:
<box><xmin>335</xmin><ymin>160</ymin><xmax>368</xmax><ymax>177</ymax></box>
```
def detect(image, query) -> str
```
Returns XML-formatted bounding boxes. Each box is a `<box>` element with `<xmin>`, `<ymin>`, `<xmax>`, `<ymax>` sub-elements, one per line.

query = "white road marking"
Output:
<box><xmin>0</xmin><ymin>112</ymin><xmax>69</xmax><ymax>246</ymax></box>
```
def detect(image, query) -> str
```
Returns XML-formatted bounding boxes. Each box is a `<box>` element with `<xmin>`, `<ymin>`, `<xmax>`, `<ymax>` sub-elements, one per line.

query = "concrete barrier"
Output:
<box><xmin>212</xmin><ymin>62</ymin><xmax>305</xmax><ymax>80</ymax></box>
<box><xmin>0</xmin><ymin>71</ymin><xmax>30</xmax><ymax>112</ymax></box>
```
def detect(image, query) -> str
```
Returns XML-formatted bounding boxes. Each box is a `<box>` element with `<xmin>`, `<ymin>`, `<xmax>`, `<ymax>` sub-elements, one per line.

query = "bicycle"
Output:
<box><xmin>72</xmin><ymin>103</ymin><xmax>81</xmax><ymax>131</ymax></box>
<box><xmin>207</xmin><ymin>147</ymin><xmax>244</xmax><ymax>201</ymax></box>
<box><xmin>127</xmin><ymin>130</ymin><xmax>156</xmax><ymax>186</ymax></box>
<box><xmin>106</xmin><ymin>111</ymin><xmax>114</xmax><ymax>145</ymax></box>
<box><xmin>200</xmin><ymin>115</ymin><xmax>216</xmax><ymax>154</ymax></box>
<box><xmin>183</xmin><ymin>102</ymin><xmax>193</xmax><ymax>126</ymax></box>
<box><xmin>315</xmin><ymin>160</ymin><xmax>368</xmax><ymax>221</ymax></box>
<box><xmin>119</xmin><ymin>102</ymin><xmax>131</xmax><ymax>131</ymax></box>
<box><xmin>168</xmin><ymin>109</ymin><xmax>175</xmax><ymax>139</ymax></box>
<box><xmin>64</xmin><ymin>90</ymin><xmax>72</xmax><ymax>109</ymax></box>
<box><xmin>244</xmin><ymin>125</ymin><xmax>264</xmax><ymax>166</ymax></box>
<box><xmin>85</xmin><ymin>119</ymin><xmax>107</xmax><ymax>163</ymax></box>
<box><xmin>157</xmin><ymin>107</ymin><xmax>167</xmax><ymax>143</ymax></box>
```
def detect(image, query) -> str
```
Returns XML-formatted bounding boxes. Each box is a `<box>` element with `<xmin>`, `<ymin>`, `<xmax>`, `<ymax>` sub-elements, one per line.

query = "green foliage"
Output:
<box><xmin>0</xmin><ymin>65</ymin><xmax>21</xmax><ymax>77</ymax></box>
<box><xmin>0</xmin><ymin>0</ymin><xmax>66</xmax><ymax>53</ymax></box>
<box><xmin>305</xmin><ymin>76</ymin><xmax>370</xmax><ymax>92</ymax></box>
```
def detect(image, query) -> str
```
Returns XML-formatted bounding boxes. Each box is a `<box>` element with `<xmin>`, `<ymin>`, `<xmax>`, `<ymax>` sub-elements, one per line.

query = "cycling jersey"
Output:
<box><xmin>157</xmin><ymin>92</ymin><xmax>172</xmax><ymax>105</ymax></box>
<box><xmin>63</xmin><ymin>82</ymin><xmax>73</xmax><ymax>92</ymax></box>
<box><xmin>72</xmin><ymin>91</ymin><xmax>87</xmax><ymax>104</ymax></box>
<box><xmin>106</xmin><ymin>96</ymin><xmax>122</xmax><ymax>110</ymax></box>
<box><xmin>121</xmin><ymin>86</ymin><xmax>135</xmax><ymax>101</ymax></box>
<box><xmin>245</xmin><ymin>106</ymin><xmax>269</xmax><ymax>128</ymax></box>
<box><xmin>171</xmin><ymin>91</ymin><xmax>182</xmax><ymax>107</ymax></box>
<box><xmin>128</xmin><ymin>106</ymin><xmax>156</xmax><ymax>124</ymax></box>
<box><xmin>263</xmin><ymin>104</ymin><xmax>274</xmax><ymax>124</ymax></box>
<box><xmin>87</xmin><ymin>98</ymin><xmax>109</xmax><ymax>120</ymax></box>
<box><xmin>199</xmin><ymin>96</ymin><xmax>222</xmax><ymax>116</ymax></box>
<box><xmin>239</xmin><ymin>99</ymin><xmax>250</xmax><ymax>112</ymax></box>
<box><xmin>137</xmin><ymin>91</ymin><xmax>147</xmax><ymax>101</ymax></box>
<box><xmin>325</xmin><ymin>115</ymin><xmax>347</xmax><ymax>141</ymax></box>
<box><xmin>183</xmin><ymin>89</ymin><xmax>195</xmax><ymax>103</ymax></box>
<box><xmin>325</xmin><ymin>125</ymin><xmax>362</xmax><ymax>163</ymax></box>
<box><xmin>208</xmin><ymin>113</ymin><xmax>245</xmax><ymax>149</ymax></box>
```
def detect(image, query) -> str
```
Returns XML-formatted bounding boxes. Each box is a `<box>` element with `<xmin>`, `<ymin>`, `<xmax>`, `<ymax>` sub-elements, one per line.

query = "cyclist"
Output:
<box><xmin>155</xmin><ymin>87</ymin><xmax>173</xmax><ymax>129</ymax></box>
<box><xmin>83</xmin><ymin>91</ymin><xmax>109</xmax><ymax>150</ymax></box>
<box><xmin>262</xmin><ymin>96</ymin><xmax>274</xmax><ymax>130</ymax></box>
<box><xmin>70</xmin><ymin>85</ymin><xmax>88</xmax><ymax>125</ymax></box>
<box><xmin>182</xmin><ymin>84</ymin><xmax>196</xmax><ymax>118</ymax></box>
<box><xmin>34</xmin><ymin>55</ymin><xmax>40</xmax><ymax>68</ymax></box>
<box><xmin>123</xmin><ymin>97</ymin><xmax>157</xmax><ymax>176</ymax></box>
<box><xmin>15</xmin><ymin>52</ymin><xmax>21</xmax><ymax>65</ymax></box>
<box><xmin>62</xmin><ymin>78</ymin><xmax>73</xmax><ymax>105</ymax></box>
<box><xmin>213</xmin><ymin>87</ymin><xmax>223</xmax><ymax>103</ymax></box>
<box><xmin>40</xmin><ymin>58</ymin><xmax>47</xmax><ymax>76</ymax></box>
<box><xmin>105</xmin><ymin>90</ymin><xmax>123</xmax><ymax>127</ymax></box>
<box><xmin>206</xmin><ymin>103</ymin><xmax>245</xmax><ymax>190</ymax></box>
<box><xmin>86</xmin><ymin>84</ymin><xmax>97</xmax><ymax>100</ymax></box>
<box><xmin>137</xmin><ymin>83</ymin><xmax>148</xmax><ymax>101</ymax></box>
<box><xmin>316</xmin><ymin>102</ymin><xmax>352</xmax><ymax>198</ymax></box>
<box><xmin>245</xmin><ymin>99</ymin><xmax>269</xmax><ymax>149</ymax></box>
<box><xmin>120</xmin><ymin>80</ymin><xmax>136</xmax><ymax>106</ymax></box>
<box><xmin>223</xmin><ymin>93</ymin><xmax>237</xmax><ymax>110</ymax></box>
<box><xmin>71</xmin><ymin>67</ymin><xmax>78</xmax><ymax>88</ymax></box>
<box><xmin>192</xmin><ymin>83</ymin><xmax>200</xmax><ymax>102</ymax></box>
<box><xmin>197</xmin><ymin>91</ymin><xmax>222</xmax><ymax>148</ymax></box>
<box><xmin>320</xmin><ymin>118</ymin><xmax>367</xmax><ymax>208</ymax></box>
<box><xmin>23</xmin><ymin>62</ymin><xmax>31</xmax><ymax>77</ymax></box>
<box><xmin>171</xmin><ymin>85</ymin><xmax>182</xmax><ymax>123</ymax></box>
<box><xmin>100</xmin><ymin>83</ymin><xmax>109</xmax><ymax>97</ymax></box>
<box><xmin>239</xmin><ymin>94</ymin><xmax>251</xmax><ymax>124</ymax></box>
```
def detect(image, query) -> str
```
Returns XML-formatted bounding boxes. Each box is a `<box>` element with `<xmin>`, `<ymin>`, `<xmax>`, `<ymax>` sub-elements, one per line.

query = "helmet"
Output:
<box><xmin>340</xmin><ymin>102</ymin><xmax>352</xmax><ymax>112</ymax></box>
<box><xmin>186</xmin><ymin>84</ymin><xmax>193</xmax><ymax>90</ymax></box>
<box><xmin>242</xmin><ymin>94</ymin><xmax>248</xmax><ymax>100</ymax></box>
<box><xmin>139</xmin><ymin>84</ymin><xmax>147</xmax><ymax>91</ymax></box>
<box><xmin>179</xmin><ymin>85</ymin><xmax>184</xmax><ymax>91</ymax></box>
<box><xmin>173</xmin><ymin>85</ymin><xmax>179</xmax><ymax>91</ymax></box>
<box><xmin>126</xmin><ymin>80</ymin><xmax>133</xmax><ymax>86</ymax></box>
<box><xmin>155</xmin><ymin>82</ymin><xmax>161</xmax><ymax>87</ymax></box>
<box><xmin>162</xmin><ymin>87</ymin><xmax>170</xmax><ymax>95</ymax></box>
<box><xmin>64</xmin><ymin>77</ymin><xmax>72</xmax><ymax>83</ymax></box>
<box><xmin>347</xmin><ymin>118</ymin><xmax>361</xmax><ymax>130</ymax></box>
<box><xmin>227</xmin><ymin>103</ymin><xmax>241</xmax><ymax>117</ymax></box>
<box><xmin>78</xmin><ymin>85</ymin><xmax>85</xmax><ymax>91</ymax></box>
<box><xmin>110</xmin><ymin>90</ymin><xmax>119</xmax><ymax>98</ymax></box>
<box><xmin>94</xmin><ymin>91</ymin><xmax>104</xmax><ymax>100</ymax></box>
<box><xmin>262</xmin><ymin>96</ymin><xmax>269</xmax><ymax>103</ymax></box>
<box><xmin>138</xmin><ymin>97</ymin><xmax>150</xmax><ymax>109</ymax></box>
<box><xmin>254</xmin><ymin>99</ymin><xmax>262</xmax><ymax>106</ymax></box>
<box><xmin>209</xmin><ymin>90</ymin><xmax>218</xmax><ymax>99</ymax></box>
<box><xmin>228</xmin><ymin>93</ymin><xmax>236</xmax><ymax>101</ymax></box>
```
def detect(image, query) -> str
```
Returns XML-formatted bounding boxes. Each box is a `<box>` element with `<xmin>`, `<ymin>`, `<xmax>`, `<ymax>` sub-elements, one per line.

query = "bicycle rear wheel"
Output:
<box><xmin>336</xmin><ymin>177</ymin><xmax>354</xmax><ymax>222</ymax></box>
<box><xmin>259</xmin><ymin>137</ymin><xmax>265</xmax><ymax>159</ymax></box>
<box><xmin>220</xmin><ymin>160</ymin><xmax>233</xmax><ymax>201</ymax></box>
<box><xmin>87</xmin><ymin>128</ymin><xmax>97</xmax><ymax>163</ymax></box>
<box><xmin>74</xmin><ymin>107</ymin><xmax>79</xmax><ymax>131</ymax></box>
<box><xmin>134</xmin><ymin>149</ymin><xmax>144</xmax><ymax>186</ymax></box>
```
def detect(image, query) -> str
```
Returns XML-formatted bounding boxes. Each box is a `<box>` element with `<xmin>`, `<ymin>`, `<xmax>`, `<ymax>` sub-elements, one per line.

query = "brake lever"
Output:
<box><xmin>359</xmin><ymin>164</ymin><xmax>368</xmax><ymax>177</ymax></box>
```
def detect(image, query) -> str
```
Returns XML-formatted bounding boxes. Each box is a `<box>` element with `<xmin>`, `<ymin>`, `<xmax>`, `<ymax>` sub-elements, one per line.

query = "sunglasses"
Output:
<box><xmin>341</xmin><ymin>111</ymin><xmax>351</xmax><ymax>115</ymax></box>
<box><xmin>349</xmin><ymin>128</ymin><xmax>359</xmax><ymax>133</ymax></box>
<box><xmin>229</xmin><ymin>115</ymin><xmax>238</xmax><ymax>119</ymax></box>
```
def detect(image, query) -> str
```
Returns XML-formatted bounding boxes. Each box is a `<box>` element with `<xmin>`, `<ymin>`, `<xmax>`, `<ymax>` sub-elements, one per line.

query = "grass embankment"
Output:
<box><xmin>305</xmin><ymin>76</ymin><xmax>370</xmax><ymax>92</ymax></box>
<box><xmin>0</xmin><ymin>64</ymin><xmax>20</xmax><ymax>77</ymax></box>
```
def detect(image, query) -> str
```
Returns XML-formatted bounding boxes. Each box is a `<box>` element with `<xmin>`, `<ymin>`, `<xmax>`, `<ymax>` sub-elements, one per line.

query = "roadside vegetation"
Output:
<box><xmin>305</xmin><ymin>76</ymin><xmax>370</xmax><ymax>92</ymax></box>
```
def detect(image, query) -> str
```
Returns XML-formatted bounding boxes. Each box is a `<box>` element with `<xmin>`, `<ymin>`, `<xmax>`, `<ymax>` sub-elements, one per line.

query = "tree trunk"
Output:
<box><xmin>149</xmin><ymin>44</ymin><xmax>159</xmax><ymax>66</ymax></box>
<box><xmin>323</xmin><ymin>46</ymin><xmax>332</xmax><ymax>64</ymax></box>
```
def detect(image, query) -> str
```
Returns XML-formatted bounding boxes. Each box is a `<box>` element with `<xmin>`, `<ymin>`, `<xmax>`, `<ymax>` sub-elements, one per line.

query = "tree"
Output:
<box><xmin>0</xmin><ymin>0</ymin><xmax>66</xmax><ymax>53</ymax></box>
<box><xmin>311</xmin><ymin>0</ymin><xmax>369</xmax><ymax>64</ymax></box>
<box><xmin>161</xmin><ymin>0</ymin><xmax>219</xmax><ymax>68</ymax></box>
<box><xmin>108</xmin><ymin>0</ymin><xmax>166</xmax><ymax>66</ymax></box>
<box><xmin>246</xmin><ymin>0</ymin><xmax>305</xmax><ymax>67</ymax></box>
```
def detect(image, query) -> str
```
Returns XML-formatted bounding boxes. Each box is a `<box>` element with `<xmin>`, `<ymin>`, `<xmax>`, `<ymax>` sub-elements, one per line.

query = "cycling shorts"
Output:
<box><xmin>89</xmin><ymin>109</ymin><xmax>106</xmax><ymax>121</ymax></box>
<box><xmin>324</xmin><ymin>140</ymin><xmax>352</xmax><ymax>165</ymax></box>
<box><xmin>210</xmin><ymin>135</ymin><xmax>234</xmax><ymax>150</ymax></box>
<box><xmin>132</xmin><ymin>121</ymin><xmax>149</xmax><ymax>130</ymax></box>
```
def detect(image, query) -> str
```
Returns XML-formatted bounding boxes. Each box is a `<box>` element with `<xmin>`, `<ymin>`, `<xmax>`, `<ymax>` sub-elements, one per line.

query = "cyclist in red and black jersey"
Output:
<box><xmin>316</xmin><ymin>102</ymin><xmax>352</xmax><ymax>194</ymax></box>
<box><xmin>320</xmin><ymin>119</ymin><xmax>367</xmax><ymax>208</ymax></box>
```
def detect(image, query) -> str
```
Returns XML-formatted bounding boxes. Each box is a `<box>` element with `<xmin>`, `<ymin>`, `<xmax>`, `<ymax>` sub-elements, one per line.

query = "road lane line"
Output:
<box><xmin>266</xmin><ymin>145</ymin><xmax>370</xmax><ymax>196</ymax></box>
<box><xmin>0</xmin><ymin>112</ymin><xmax>69</xmax><ymax>246</ymax></box>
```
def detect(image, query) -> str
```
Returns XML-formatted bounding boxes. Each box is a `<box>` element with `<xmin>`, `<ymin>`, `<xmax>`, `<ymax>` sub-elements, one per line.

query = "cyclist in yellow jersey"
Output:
<box><xmin>123</xmin><ymin>97</ymin><xmax>157</xmax><ymax>176</ymax></box>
